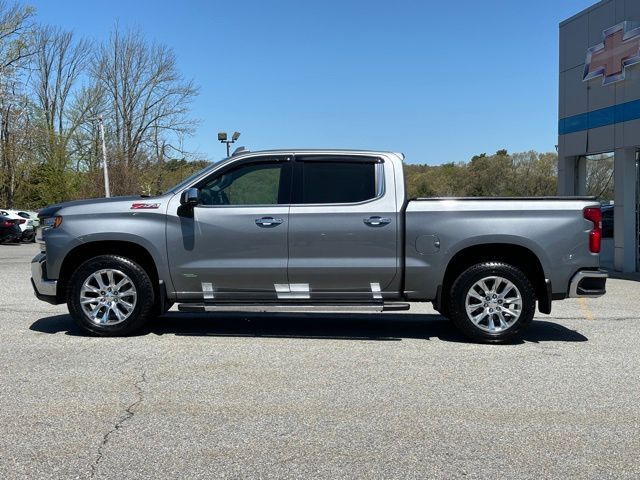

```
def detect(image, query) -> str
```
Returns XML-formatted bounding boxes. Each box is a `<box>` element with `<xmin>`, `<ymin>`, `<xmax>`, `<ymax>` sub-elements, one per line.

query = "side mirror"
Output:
<box><xmin>180</xmin><ymin>188</ymin><xmax>200</xmax><ymax>206</ymax></box>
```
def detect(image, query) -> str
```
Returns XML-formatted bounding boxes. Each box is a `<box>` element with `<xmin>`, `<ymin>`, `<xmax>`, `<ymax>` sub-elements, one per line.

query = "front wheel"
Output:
<box><xmin>67</xmin><ymin>255</ymin><xmax>156</xmax><ymax>336</ymax></box>
<box><xmin>447</xmin><ymin>262</ymin><xmax>536</xmax><ymax>343</ymax></box>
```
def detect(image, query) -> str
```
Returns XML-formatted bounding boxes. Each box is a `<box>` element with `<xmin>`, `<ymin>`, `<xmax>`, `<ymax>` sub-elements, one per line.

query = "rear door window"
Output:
<box><xmin>294</xmin><ymin>157</ymin><xmax>379</xmax><ymax>204</ymax></box>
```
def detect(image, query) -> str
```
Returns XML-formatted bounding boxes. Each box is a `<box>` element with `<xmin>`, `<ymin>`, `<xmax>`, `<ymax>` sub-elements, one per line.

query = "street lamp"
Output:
<box><xmin>89</xmin><ymin>116</ymin><xmax>111</xmax><ymax>198</ymax></box>
<box><xmin>218</xmin><ymin>131</ymin><xmax>240</xmax><ymax>156</ymax></box>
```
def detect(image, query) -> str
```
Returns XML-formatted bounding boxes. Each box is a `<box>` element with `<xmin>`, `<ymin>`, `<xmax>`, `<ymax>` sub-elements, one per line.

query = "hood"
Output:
<box><xmin>38</xmin><ymin>196</ymin><xmax>160</xmax><ymax>218</ymax></box>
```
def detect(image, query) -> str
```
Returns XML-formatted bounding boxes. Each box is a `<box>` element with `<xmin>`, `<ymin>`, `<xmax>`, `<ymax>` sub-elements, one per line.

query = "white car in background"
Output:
<box><xmin>17</xmin><ymin>210</ymin><xmax>39</xmax><ymax>228</ymax></box>
<box><xmin>0</xmin><ymin>209</ymin><xmax>36</xmax><ymax>242</ymax></box>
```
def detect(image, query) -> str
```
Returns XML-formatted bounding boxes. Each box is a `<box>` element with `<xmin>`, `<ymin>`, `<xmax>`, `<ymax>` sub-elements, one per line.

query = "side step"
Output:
<box><xmin>177</xmin><ymin>302</ymin><xmax>411</xmax><ymax>313</ymax></box>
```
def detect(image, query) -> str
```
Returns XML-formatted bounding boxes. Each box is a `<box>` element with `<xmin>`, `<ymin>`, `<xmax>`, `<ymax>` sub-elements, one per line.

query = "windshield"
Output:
<box><xmin>163</xmin><ymin>162</ymin><xmax>217</xmax><ymax>195</ymax></box>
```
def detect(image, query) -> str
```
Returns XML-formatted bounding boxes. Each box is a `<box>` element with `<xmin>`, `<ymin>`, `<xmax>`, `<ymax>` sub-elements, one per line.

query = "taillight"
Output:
<box><xmin>584</xmin><ymin>207</ymin><xmax>602</xmax><ymax>254</ymax></box>
<box><xmin>1</xmin><ymin>220</ymin><xmax>12</xmax><ymax>228</ymax></box>
<box><xmin>18</xmin><ymin>219</ymin><xmax>26</xmax><ymax>224</ymax></box>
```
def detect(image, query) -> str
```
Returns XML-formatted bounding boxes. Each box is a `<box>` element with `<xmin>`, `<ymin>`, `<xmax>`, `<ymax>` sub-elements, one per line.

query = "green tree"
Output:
<box><xmin>404</xmin><ymin>151</ymin><xmax>558</xmax><ymax>199</ymax></box>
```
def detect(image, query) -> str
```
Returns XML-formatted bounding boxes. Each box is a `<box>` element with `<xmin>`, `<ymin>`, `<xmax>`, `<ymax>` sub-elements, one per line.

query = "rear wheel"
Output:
<box><xmin>447</xmin><ymin>262</ymin><xmax>535</xmax><ymax>343</ymax></box>
<box><xmin>67</xmin><ymin>255</ymin><xmax>156</xmax><ymax>336</ymax></box>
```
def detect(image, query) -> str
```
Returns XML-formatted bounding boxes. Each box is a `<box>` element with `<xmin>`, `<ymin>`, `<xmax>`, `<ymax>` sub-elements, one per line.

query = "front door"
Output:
<box><xmin>287</xmin><ymin>154</ymin><xmax>398</xmax><ymax>300</ymax></box>
<box><xmin>166</xmin><ymin>156</ymin><xmax>292</xmax><ymax>301</ymax></box>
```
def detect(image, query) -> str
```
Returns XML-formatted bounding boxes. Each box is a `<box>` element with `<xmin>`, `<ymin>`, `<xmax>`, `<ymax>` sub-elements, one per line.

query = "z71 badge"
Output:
<box><xmin>130</xmin><ymin>203</ymin><xmax>160</xmax><ymax>209</ymax></box>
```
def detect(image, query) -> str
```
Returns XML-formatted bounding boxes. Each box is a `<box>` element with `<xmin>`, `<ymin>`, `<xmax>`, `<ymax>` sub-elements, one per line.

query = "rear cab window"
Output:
<box><xmin>293</xmin><ymin>155</ymin><xmax>382</xmax><ymax>204</ymax></box>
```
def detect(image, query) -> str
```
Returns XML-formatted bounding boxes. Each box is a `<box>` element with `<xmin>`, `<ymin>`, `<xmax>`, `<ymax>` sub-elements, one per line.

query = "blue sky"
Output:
<box><xmin>28</xmin><ymin>0</ymin><xmax>596</xmax><ymax>164</ymax></box>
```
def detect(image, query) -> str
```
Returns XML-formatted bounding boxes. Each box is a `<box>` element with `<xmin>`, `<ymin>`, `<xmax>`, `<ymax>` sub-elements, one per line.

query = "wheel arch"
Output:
<box><xmin>57</xmin><ymin>240</ymin><xmax>161</xmax><ymax>303</ymax></box>
<box><xmin>438</xmin><ymin>242</ymin><xmax>551</xmax><ymax>314</ymax></box>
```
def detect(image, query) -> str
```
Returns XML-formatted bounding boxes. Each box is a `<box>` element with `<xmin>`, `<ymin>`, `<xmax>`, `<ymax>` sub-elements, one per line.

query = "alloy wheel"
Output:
<box><xmin>79</xmin><ymin>269</ymin><xmax>137</xmax><ymax>325</ymax></box>
<box><xmin>465</xmin><ymin>275</ymin><xmax>522</xmax><ymax>333</ymax></box>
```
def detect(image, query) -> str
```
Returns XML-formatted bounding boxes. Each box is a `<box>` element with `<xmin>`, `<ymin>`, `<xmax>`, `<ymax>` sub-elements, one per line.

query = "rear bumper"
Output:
<box><xmin>0</xmin><ymin>234</ymin><xmax>20</xmax><ymax>243</ymax></box>
<box><xmin>0</xmin><ymin>227</ymin><xmax>22</xmax><ymax>243</ymax></box>
<box><xmin>31</xmin><ymin>253</ymin><xmax>60</xmax><ymax>304</ymax></box>
<box><xmin>568</xmin><ymin>269</ymin><xmax>607</xmax><ymax>298</ymax></box>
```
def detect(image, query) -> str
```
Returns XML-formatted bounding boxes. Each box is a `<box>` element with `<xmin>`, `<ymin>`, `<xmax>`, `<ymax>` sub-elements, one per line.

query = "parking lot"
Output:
<box><xmin>0</xmin><ymin>243</ymin><xmax>638</xmax><ymax>479</ymax></box>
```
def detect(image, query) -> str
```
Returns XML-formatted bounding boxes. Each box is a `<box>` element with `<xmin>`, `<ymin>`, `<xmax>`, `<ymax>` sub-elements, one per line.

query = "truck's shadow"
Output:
<box><xmin>30</xmin><ymin>312</ymin><xmax>588</xmax><ymax>344</ymax></box>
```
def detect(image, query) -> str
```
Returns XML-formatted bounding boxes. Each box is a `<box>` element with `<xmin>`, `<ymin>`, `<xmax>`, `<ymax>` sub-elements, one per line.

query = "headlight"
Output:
<box><xmin>39</xmin><ymin>216</ymin><xmax>62</xmax><ymax>253</ymax></box>
<box><xmin>42</xmin><ymin>216</ymin><xmax>63</xmax><ymax>228</ymax></box>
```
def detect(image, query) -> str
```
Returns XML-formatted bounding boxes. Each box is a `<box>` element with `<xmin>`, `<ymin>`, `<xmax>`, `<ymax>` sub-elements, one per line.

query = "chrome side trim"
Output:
<box><xmin>275</xmin><ymin>283</ymin><xmax>310</xmax><ymax>300</ymax></box>
<box><xmin>568</xmin><ymin>270</ymin><xmax>608</xmax><ymax>298</ymax></box>
<box><xmin>201</xmin><ymin>282</ymin><xmax>215</xmax><ymax>300</ymax></box>
<box><xmin>31</xmin><ymin>253</ymin><xmax>57</xmax><ymax>297</ymax></box>
<box><xmin>370</xmin><ymin>282</ymin><xmax>382</xmax><ymax>299</ymax></box>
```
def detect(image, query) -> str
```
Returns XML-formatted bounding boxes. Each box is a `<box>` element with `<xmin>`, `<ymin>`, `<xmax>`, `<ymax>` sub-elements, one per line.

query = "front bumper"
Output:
<box><xmin>568</xmin><ymin>269</ymin><xmax>607</xmax><ymax>298</ymax></box>
<box><xmin>31</xmin><ymin>253</ymin><xmax>59</xmax><ymax>304</ymax></box>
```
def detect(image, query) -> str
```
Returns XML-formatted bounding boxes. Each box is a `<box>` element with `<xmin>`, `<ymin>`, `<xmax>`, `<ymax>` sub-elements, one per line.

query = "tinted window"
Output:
<box><xmin>299</xmin><ymin>161</ymin><xmax>377</xmax><ymax>204</ymax></box>
<box><xmin>200</xmin><ymin>162</ymin><xmax>285</xmax><ymax>205</ymax></box>
<box><xmin>165</xmin><ymin>162</ymin><xmax>215</xmax><ymax>194</ymax></box>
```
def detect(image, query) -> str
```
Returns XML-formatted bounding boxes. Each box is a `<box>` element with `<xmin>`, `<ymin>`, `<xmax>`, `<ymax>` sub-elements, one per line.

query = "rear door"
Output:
<box><xmin>287</xmin><ymin>154</ymin><xmax>399</xmax><ymax>300</ymax></box>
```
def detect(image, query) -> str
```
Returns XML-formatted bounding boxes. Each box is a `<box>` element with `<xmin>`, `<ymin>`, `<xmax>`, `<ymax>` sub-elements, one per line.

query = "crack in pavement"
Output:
<box><xmin>89</xmin><ymin>370</ymin><xmax>147</xmax><ymax>479</ymax></box>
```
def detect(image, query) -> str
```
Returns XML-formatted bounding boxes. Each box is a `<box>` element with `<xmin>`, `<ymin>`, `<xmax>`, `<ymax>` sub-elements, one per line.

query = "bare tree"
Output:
<box><xmin>0</xmin><ymin>79</ymin><xmax>36</xmax><ymax>207</ymax></box>
<box><xmin>31</xmin><ymin>26</ymin><xmax>95</xmax><ymax>170</ymax></box>
<box><xmin>0</xmin><ymin>1</ymin><xmax>34</xmax><ymax>74</ymax></box>
<box><xmin>69</xmin><ymin>83</ymin><xmax>106</xmax><ymax>172</ymax></box>
<box><xmin>0</xmin><ymin>1</ymin><xmax>34</xmax><ymax>206</ymax></box>
<box><xmin>92</xmin><ymin>26</ymin><xmax>198</xmax><ymax>168</ymax></box>
<box><xmin>585</xmin><ymin>155</ymin><xmax>614</xmax><ymax>201</ymax></box>
<box><xmin>33</xmin><ymin>27</ymin><xmax>91</xmax><ymax>131</ymax></box>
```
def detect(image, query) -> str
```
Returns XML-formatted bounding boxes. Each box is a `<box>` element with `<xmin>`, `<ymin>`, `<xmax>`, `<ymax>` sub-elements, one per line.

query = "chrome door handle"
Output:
<box><xmin>364</xmin><ymin>216</ymin><xmax>391</xmax><ymax>227</ymax></box>
<box><xmin>255</xmin><ymin>216</ymin><xmax>283</xmax><ymax>227</ymax></box>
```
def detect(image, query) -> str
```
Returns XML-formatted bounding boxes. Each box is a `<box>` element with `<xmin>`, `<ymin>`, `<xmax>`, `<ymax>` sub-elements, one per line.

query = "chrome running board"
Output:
<box><xmin>177</xmin><ymin>302</ymin><xmax>410</xmax><ymax>313</ymax></box>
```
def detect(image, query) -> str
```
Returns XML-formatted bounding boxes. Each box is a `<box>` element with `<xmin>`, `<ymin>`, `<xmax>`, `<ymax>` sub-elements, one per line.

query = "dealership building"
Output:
<box><xmin>558</xmin><ymin>0</ymin><xmax>640</xmax><ymax>272</ymax></box>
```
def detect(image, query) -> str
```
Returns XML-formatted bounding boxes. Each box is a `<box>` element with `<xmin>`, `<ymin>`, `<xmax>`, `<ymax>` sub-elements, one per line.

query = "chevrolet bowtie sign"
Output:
<box><xmin>584</xmin><ymin>21</ymin><xmax>640</xmax><ymax>86</ymax></box>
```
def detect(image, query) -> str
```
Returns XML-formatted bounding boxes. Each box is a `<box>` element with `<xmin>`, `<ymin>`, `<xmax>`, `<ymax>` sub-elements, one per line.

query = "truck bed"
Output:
<box><xmin>403</xmin><ymin>196</ymin><xmax>601</xmax><ymax>302</ymax></box>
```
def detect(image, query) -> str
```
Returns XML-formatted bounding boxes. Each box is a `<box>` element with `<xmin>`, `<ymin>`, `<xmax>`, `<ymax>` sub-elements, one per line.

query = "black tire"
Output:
<box><xmin>447</xmin><ymin>262</ymin><xmax>535</xmax><ymax>343</ymax></box>
<box><xmin>67</xmin><ymin>255</ymin><xmax>156</xmax><ymax>336</ymax></box>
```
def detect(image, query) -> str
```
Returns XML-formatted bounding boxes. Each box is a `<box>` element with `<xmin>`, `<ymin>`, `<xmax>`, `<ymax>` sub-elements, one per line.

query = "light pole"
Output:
<box><xmin>218</xmin><ymin>131</ymin><xmax>240</xmax><ymax>157</ymax></box>
<box><xmin>90</xmin><ymin>116</ymin><xmax>111</xmax><ymax>198</ymax></box>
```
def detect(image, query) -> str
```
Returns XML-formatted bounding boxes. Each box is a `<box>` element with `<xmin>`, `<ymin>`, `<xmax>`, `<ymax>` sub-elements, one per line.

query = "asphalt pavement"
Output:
<box><xmin>1</xmin><ymin>243</ymin><xmax>639</xmax><ymax>479</ymax></box>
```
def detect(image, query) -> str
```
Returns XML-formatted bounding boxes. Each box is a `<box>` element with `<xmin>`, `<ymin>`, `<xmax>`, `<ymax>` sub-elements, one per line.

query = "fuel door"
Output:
<box><xmin>415</xmin><ymin>234</ymin><xmax>441</xmax><ymax>255</ymax></box>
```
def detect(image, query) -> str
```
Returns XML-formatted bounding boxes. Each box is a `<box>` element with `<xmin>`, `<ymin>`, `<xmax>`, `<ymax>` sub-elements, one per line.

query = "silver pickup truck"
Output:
<box><xmin>32</xmin><ymin>149</ymin><xmax>607</xmax><ymax>342</ymax></box>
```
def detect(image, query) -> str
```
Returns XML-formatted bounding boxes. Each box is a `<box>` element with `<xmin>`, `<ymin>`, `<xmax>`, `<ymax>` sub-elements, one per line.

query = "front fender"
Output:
<box><xmin>45</xmin><ymin>218</ymin><xmax>170</xmax><ymax>291</ymax></box>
